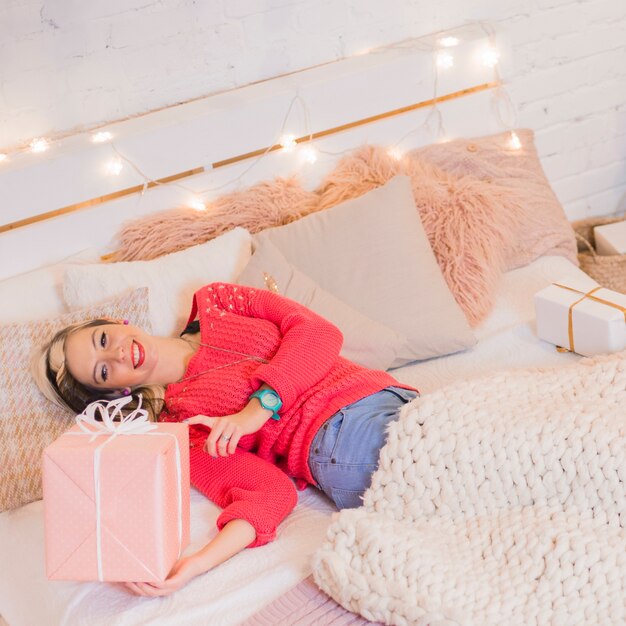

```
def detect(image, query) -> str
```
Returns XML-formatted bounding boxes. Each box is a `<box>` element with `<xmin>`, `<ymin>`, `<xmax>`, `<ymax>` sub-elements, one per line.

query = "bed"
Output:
<box><xmin>0</xmin><ymin>255</ymin><xmax>595</xmax><ymax>626</ymax></box>
<box><xmin>1</xmin><ymin>22</ymin><xmax>619</xmax><ymax>626</ymax></box>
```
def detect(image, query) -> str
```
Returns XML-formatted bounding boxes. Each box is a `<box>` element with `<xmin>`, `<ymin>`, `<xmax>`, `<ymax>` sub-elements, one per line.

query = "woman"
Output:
<box><xmin>34</xmin><ymin>282</ymin><xmax>418</xmax><ymax>597</ymax></box>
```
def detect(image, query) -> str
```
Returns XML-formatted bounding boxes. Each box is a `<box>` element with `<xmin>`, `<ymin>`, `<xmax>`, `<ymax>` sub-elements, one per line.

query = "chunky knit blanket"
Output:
<box><xmin>312</xmin><ymin>353</ymin><xmax>626</xmax><ymax>626</ymax></box>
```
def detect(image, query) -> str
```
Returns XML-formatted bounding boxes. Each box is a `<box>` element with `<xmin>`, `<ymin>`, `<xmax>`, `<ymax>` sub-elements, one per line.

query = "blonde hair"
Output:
<box><xmin>32</xmin><ymin>319</ymin><xmax>165</xmax><ymax>421</ymax></box>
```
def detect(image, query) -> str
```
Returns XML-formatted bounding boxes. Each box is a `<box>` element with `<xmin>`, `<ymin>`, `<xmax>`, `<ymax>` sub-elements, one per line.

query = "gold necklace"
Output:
<box><xmin>176</xmin><ymin>336</ymin><xmax>269</xmax><ymax>384</ymax></box>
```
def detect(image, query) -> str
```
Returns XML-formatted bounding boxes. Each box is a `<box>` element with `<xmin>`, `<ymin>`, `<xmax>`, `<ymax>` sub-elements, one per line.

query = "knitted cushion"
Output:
<box><xmin>0</xmin><ymin>288</ymin><xmax>150</xmax><ymax>512</ymax></box>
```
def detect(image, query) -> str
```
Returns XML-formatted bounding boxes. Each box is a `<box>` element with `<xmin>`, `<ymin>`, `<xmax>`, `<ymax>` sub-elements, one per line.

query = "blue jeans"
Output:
<box><xmin>308</xmin><ymin>386</ymin><xmax>418</xmax><ymax>509</ymax></box>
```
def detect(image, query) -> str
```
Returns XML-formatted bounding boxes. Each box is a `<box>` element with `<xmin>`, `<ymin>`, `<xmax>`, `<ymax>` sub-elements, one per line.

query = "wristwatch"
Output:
<box><xmin>249</xmin><ymin>389</ymin><xmax>283</xmax><ymax>421</ymax></box>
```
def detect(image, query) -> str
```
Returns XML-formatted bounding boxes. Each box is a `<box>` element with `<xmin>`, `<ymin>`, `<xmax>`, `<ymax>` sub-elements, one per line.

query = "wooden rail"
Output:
<box><xmin>0</xmin><ymin>81</ymin><xmax>499</xmax><ymax>235</ymax></box>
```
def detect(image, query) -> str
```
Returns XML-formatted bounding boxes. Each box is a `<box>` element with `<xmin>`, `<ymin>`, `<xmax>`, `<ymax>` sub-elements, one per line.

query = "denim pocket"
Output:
<box><xmin>312</xmin><ymin>411</ymin><xmax>344</xmax><ymax>461</ymax></box>
<box><xmin>330</xmin><ymin>486</ymin><xmax>366</xmax><ymax>509</ymax></box>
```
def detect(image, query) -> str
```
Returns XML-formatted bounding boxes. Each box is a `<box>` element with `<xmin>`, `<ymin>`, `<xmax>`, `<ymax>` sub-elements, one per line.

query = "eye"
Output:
<box><xmin>101</xmin><ymin>364</ymin><xmax>108</xmax><ymax>383</ymax></box>
<box><xmin>100</xmin><ymin>331</ymin><xmax>107</xmax><ymax>348</ymax></box>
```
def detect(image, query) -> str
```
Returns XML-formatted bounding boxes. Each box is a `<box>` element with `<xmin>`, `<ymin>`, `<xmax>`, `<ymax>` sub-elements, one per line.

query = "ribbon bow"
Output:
<box><xmin>76</xmin><ymin>395</ymin><xmax>157</xmax><ymax>439</ymax></box>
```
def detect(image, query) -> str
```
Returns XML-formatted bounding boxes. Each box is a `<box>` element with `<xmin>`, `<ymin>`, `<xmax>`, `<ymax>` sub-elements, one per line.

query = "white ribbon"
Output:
<box><xmin>67</xmin><ymin>395</ymin><xmax>183</xmax><ymax>581</ymax></box>
<box><xmin>75</xmin><ymin>394</ymin><xmax>157</xmax><ymax>439</ymax></box>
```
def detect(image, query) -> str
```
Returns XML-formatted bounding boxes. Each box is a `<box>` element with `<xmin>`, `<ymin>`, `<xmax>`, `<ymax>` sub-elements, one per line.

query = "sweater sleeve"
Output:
<box><xmin>202</xmin><ymin>282</ymin><xmax>344</xmax><ymax>411</ymax></box>
<box><xmin>189</xmin><ymin>445</ymin><xmax>298</xmax><ymax>547</ymax></box>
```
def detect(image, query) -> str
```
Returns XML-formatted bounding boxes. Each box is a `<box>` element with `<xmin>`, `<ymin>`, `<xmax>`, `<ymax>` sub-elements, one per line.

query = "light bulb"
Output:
<box><xmin>509</xmin><ymin>131</ymin><xmax>522</xmax><ymax>150</ymax></box>
<box><xmin>436</xmin><ymin>51</ymin><xmax>454</xmax><ymax>69</ymax></box>
<box><xmin>189</xmin><ymin>198</ymin><xmax>207</xmax><ymax>211</ymax></box>
<box><xmin>301</xmin><ymin>145</ymin><xmax>318</xmax><ymax>164</ymax></box>
<box><xmin>438</xmin><ymin>36</ymin><xmax>459</xmax><ymax>48</ymax></box>
<box><xmin>0</xmin><ymin>153</ymin><xmax>7</xmax><ymax>162</ymax></box>
<box><xmin>387</xmin><ymin>147</ymin><xmax>404</xmax><ymax>161</ymax></box>
<box><xmin>30</xmin><ymin>137</ymin><xmax>49</xmax><ymax>153</ymax></box>
<box><xmin>481</xmin><ymin>46</ymin><xmax>500</xmax><ymax>68</ymax></box>
<box><xmin>280</xmin><ymin>134</ymin><xmax>297</xmax><ymax>152</ymax></box>
<box><xmin>92</xmin><ymin>131</ymin><xmax>113</xmax><ymax>143</ymax></box>
<box><xmin>106</xmin><ymin>157</ymin><xmax>123</xmax><ymax>176</ymax></box>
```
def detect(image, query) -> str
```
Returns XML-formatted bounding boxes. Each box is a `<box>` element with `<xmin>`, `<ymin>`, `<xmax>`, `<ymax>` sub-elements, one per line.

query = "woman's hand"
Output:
<box><xmin>184</xmin><ymin>412</ymin><xmax>248</xmax><ymax>456</ymax></box>
<box><xmin>123</xmin><ymin>519</ymin><xmax>257</xmax><ymax>597</ymax></box>
<box><xmin>185</xmin><ymin>385</ymin><xmax>277</xmax><ymax>457</ymax></box>
<box><xmin>123</xmin><ymin>554</ymin><xmax>201</xmax><ymax>597</ymax></box>
<box><xmin>185</xmin><ymin>409</ymin><xmax>266</xmax><ymax>457</ymax></box>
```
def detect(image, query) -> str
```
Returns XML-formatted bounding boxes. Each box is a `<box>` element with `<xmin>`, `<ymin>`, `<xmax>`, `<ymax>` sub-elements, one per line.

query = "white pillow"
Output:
<box><xmin>63</xmin><ymin>228</ymin><xmax>252</xmax><ymax>336</ymax></box>
<box><xmin>0</xmin><ymin>248</ymin><xmax>100</xmax><ymax>324</ymax></box>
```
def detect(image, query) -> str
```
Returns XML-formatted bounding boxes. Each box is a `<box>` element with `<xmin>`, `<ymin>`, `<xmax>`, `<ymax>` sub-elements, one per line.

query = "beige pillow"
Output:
<box><xmin>254</xmin><ymin>175</ymin><xmax>476</xmax><ymax>366</ymax></box>
<box><xmin>0</xmin><ymin>288</ymin><xmax>151</xmax><ymax>512</ymax></box>
<box><xmin>238</xmin><ymin>238</ymin><xmax>406</xmax><ymax>370</ymax></box>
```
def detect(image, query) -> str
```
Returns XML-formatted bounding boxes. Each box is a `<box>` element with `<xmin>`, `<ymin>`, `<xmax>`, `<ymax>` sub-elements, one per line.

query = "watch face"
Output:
<box><xmin>263</xmin><ymin>392</ymin><xmax>280</xmax><ymax>409</ymax></box>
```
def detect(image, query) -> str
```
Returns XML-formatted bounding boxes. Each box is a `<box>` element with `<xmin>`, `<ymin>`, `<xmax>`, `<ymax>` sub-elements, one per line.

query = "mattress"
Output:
<box><xmin>0</xmin><ymin>255</ymin><xmax>595</xmax><ymax>626</ymax></box>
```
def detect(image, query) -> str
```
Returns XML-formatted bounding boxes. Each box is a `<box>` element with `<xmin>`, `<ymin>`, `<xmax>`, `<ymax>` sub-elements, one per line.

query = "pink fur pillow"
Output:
<box><xmin>413</xmin><ymin>129</ymin><xmax>577</xmax><ymax>270</ymax></box>
<box><xmin>316</xmin><ymin>146</ymin><xmax>515</xmax><ymax>326</ymax></box>
<box><xmin>113</xmin><ymin>178</ymin><xmax>319</xmax><ymax>262</ymax></box>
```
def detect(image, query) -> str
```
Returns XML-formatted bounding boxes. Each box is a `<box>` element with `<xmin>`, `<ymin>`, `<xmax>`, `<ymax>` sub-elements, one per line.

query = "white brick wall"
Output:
<box><xmin>0</xmin><ymin>0</ymin><xmax>624</xmax><ymax>219</ymax></box>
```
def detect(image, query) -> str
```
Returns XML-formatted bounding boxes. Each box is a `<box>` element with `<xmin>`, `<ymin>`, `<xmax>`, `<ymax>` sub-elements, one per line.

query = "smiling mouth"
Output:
<box><xmin>132</xmin><ymin>340</ymin><xmax>145</xmax><ymax>369</ymax></box>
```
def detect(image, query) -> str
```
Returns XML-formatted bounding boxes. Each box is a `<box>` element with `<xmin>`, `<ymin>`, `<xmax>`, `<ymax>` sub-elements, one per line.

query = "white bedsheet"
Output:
<box><xmin>0</xmin><ymin>256</ymin><xmax>596</xmax><ymax>626</ymax></box>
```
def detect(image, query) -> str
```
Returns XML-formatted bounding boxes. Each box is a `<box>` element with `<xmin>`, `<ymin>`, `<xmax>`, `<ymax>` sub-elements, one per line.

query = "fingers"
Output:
<box><xmin>123</xmin><ymin>582</ymin><xmax>143</xmax><ymax>595</ymax></box>
<box><xmin>204</xmin><ymin>419</ymin><xmax>241</xmax><ymax>457</ymax></box>
<box><xmin>186</xmin><ymin>415</ymin><xmax>241</xmax><ymax>457</ymax></box>
<box><xmin>218</xmin><ymin>423</ymin><xmax>239</xmax><ymax>456</ymax></box>
<box><xmin>227</xmin><ymin>429</ymin><xmax>240</xmax><ymax>455</ymax></box>
<box><xmin>123</xmin><ymin>581</ymin><xmax>162</xmax><ymax>597</ymax></box>
<box><xmin>123</xmin><ymin>579</ymin><xmax>182</xmax><ymax>597</ymax></box>
<box><xmin>184</xmin><ymin>415</ymin><xmax>215</xmax><ymax>428</ymax></box>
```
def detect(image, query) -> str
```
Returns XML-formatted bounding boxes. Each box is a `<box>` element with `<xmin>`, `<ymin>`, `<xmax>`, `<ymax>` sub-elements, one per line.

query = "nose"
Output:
<box><xmin>107</xmin><ymin>343</ymin><xmax>125</xmax><ymax>363</ymax></box>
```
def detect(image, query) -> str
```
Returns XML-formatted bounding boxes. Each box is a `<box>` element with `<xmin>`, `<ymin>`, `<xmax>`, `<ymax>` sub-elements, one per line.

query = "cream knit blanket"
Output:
<box><xmin>312</xmin><ymin>353</ymin><xmax>626</xmax><ymax>626</ymax></box>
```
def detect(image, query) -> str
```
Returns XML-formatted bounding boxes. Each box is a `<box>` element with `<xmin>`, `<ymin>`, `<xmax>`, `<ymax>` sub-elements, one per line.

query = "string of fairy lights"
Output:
<box><xmin>0</xmin><ymin>24</ymin><xmax>523</xmax><ymax>214</ymax></box>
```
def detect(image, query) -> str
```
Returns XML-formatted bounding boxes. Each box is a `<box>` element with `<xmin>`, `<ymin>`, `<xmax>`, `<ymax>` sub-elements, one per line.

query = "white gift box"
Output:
<box><xmin>535</xmin><ymin>283</ymin><xmax>626</xmax><ymax>357</ymax></box>
<box><xmin>594</xmin><ymin>221</ymin><xmax>626</xmax><ymax>255</ymax></box>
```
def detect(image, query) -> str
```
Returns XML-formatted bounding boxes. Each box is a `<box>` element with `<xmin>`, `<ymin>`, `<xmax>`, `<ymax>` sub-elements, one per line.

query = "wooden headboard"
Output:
<box><xmin>0</xmin><ymin>22</ymin><xmax>510</xmax><ymax>281</ymax></box>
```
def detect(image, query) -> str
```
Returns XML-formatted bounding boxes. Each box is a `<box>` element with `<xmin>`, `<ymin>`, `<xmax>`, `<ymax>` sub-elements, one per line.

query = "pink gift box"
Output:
<box><xmin>43</xmin><ymin>422</ymin><xmax>190</xmax><ymax>582</ymax></box>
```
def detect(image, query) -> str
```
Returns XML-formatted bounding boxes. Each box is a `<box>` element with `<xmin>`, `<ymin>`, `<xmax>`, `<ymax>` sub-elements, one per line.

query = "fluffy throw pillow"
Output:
<box><xmin>254</xmin><ymin>175</ymin><xmax>476</xmax><ymax>367</ymax></box>
<box><xmin>112</xmin><ymin>178</ymin><xmax>319</xmax><ymax>262</ymax></box>
<box><xmin>238</xmin><ymin>237</ymin><xmax>406</xmax><ymax>370</ymax></box>
<box><xmin>63</xmin><ymin>228</ymin><xmax>252</xmax><ymax>337</ymax></box>
<box><xmin>413</xmin><ymin>128</ymin><xmax>577</xmax><ymax>270</ymax></box>
<box><xmin>0</xmin><ymin>288</ymin><xmax>151</xmax><ymax>512</ymax></box>
<box><xmin>316</xmin><ymin>146</ymin><xmax>516</xmax><ymax>326</ymax></box>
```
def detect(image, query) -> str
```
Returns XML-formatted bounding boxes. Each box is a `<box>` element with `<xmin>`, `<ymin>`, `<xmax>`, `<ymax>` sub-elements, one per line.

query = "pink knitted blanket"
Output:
<box><xmin>239</xmin><ymin>575</ymin><xmax>382</xmax><ymax>625</ymax></box>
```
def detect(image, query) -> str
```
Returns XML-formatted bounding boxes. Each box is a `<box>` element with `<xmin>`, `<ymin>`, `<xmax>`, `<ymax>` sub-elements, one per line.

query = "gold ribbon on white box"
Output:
<box><xmin>552</xmin><ymin>283</ymin><xmax>626</xmax><ymax>354</ymax></box>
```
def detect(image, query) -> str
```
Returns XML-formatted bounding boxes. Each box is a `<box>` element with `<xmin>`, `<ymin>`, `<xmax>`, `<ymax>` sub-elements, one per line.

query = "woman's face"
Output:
<box><xmin>64</xmin><ymin>322</ymin><xmax>159</xmax><ymax>391</ymax></box>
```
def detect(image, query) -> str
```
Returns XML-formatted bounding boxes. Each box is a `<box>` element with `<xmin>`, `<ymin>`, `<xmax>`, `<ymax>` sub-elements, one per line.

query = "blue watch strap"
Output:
<box><xmin>249</xmin><ymin>389</ymin><xmax>282</xmax><ymax>420</ymax></box>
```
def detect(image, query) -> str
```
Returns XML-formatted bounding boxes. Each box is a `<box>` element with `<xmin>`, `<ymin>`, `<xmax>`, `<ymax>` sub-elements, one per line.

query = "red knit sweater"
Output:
<box><xmin>161</xmin><ymin>282</ymin><xmax>414</xmax><ymax>547</ymax></box>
